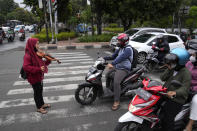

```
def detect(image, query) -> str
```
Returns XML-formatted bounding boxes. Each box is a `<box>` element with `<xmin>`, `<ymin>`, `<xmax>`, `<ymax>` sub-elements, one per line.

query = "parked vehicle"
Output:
<box><xmin>129</xmin><ymin>32</ymin><xmax>185</xmax><ymax>63</ymax></box>
<box><xmin>76</xmin><ymin>23</ymin><xmax>91</xmax><ymax>33</ymax></box>
<box><xmin>75</xmin><ymin>56</ymin><xmax>145</xmax><ymax>105</ymax></box>
<box><xmin>114</xmin><ymin>79</ymin><xmax>196</xmax><ymax>131</ymax></box>
<box><xmin>110</xmin><ymin>28</ymin><xmax>167</xmax><ymax>50</ymax></box>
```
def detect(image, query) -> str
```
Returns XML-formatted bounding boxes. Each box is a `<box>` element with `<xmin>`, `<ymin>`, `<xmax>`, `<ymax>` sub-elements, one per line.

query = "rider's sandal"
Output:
<box><xmin>42</xmin><ymin>104</ymin><xmax>51</xmax><ymax>109</ymax></box>
<box><xmin>37</xmin><ymin>108</ymin><xmax>48</xmax><ymax>114</ymax></box>
<box><xmin>111</xmin><ymin>102</ymin><xmax>120</xmax><ymax>111</ymax></box>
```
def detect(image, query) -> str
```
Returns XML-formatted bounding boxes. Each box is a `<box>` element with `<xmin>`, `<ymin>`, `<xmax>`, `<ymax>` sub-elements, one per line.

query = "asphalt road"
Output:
<box><xmin>0</xmin><ymin>46</ymin><xmax>176</xmax><ymax>131</ymax></box>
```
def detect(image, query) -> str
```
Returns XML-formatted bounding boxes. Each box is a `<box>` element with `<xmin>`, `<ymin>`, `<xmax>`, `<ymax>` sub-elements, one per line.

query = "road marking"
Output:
<box><xmin>49</xmin><ymin>61</ymin><xmax>94</xmax><ymax>67</ymax></box>
<box><xmin>52</xmin><ymin>54</ymin><xmax>88</xmax><ymax>57</ymax></box>
<box><xmin>49</xmin><ymin>65</ymin><xmax>90</xmax><ymax>71</ymax></box>
<box><xmin>8</xmin><ymin>82</ymin><xmax>106</xmax><ymax>95</ymax></box>
<box><xmin>56</xmin><ymin>56</ymin><xmax>91</xmax><ymax>60</ymax></box>
<box><xmin>60</xmin><ymin>58</ymin><xmax>93</xmax><ymax>63</ymax></box>
<box><xmin>0</xmin><ymin>104</ymin><xmax>128</xmax><ymax>126</ymax></box>
<box><xmin>50</xmin><ymin>52</ymin><xmax>84</xmax><ymax>55</ymax></box>
<box><xmin>0</xmin><ymin>95</ymin><xmax>74</xmax><ymax>109</ymax></box>
<box><xmin>14</xmin><ymin>76</ymin><xmax>85</xmax><ymax>86</ymax></box>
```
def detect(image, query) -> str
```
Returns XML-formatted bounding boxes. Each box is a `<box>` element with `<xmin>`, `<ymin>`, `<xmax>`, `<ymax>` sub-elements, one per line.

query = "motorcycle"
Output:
<box><xmin>75</xmin><ymin>56</ymin><xmax>145</xmax><ymax>105</ymax></box>
<box><xmin>18</xmin><ymin>32</ymin><xmax>25</xmax><ymax>41</ymax></box>
<box><xmin>114</xmin><ymin>79</ymin><xmax>197</xmax><ymax>131</ymax></box>
<box><xmin>7</xmin><ymin>30</ymin><xmax>15</xmax><ymax>42</ymax></box>
<box><xmin>144</xmin><ymin>48</ymin><xmax>166</xmax><ymax>72</ymax></box>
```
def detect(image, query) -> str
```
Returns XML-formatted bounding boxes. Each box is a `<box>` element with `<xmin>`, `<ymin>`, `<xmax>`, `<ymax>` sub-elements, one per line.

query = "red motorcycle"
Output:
<box><xmin>114</xmin><ymin>79</ymin><xmax>196</xmax><ymax>131</ymax></box>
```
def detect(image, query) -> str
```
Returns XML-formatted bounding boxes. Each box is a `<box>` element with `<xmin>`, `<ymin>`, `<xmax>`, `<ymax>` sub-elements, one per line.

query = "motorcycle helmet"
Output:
<box><xmin>164</xmin><ymin>48</ymin><xmax>189</xmax><ymax>68</ymax></box>
<box><xmin>117</xmin><ymin>33</ymin><xmax>129</xmax><ymax>48</ymax></box>
<box><xmin>187</xmin><ymin>40</ymin><xmax>197</xmax><ymax>64</ymax></box>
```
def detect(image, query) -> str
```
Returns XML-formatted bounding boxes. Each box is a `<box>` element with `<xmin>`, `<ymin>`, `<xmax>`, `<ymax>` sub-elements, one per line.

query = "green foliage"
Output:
<box><xmin>78</xmin><ymin>33</ymin><xmax>117</xmax><ymax>42</ymax></box>
<box><xmin>32</xmin><ymin>32</ymin><xmax>76</xmax><ymax>43</ymax></box>
<box><xmin>103</xmin><ymin>27</ymin><xmax>123</xmax><ymax>33</ymax></box>
<box><xmin>108</xmin><ymin>23</ymin><xmax>118</xmax><ymax>28</ymax></box>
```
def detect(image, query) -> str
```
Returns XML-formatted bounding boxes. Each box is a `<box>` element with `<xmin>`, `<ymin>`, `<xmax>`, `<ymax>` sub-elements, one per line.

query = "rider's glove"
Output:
<box><xmin>160</xmin><ymin>48</ymin><xmax>164</xmax><ymax>51</ymax></box>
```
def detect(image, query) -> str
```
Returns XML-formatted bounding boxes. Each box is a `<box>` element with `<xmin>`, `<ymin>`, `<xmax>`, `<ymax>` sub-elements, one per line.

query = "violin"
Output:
<box><xmin>36</xmin><ymin>51</ymin><xmax>61</xmax><ymax>64</ymax></box>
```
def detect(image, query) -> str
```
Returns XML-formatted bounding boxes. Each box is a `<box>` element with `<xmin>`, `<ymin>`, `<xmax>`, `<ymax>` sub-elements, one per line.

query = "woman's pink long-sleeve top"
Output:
<box><xmin>186</xmin><ymin>61</ymin><xmax>197</xmax><ymax>92</ymax></box>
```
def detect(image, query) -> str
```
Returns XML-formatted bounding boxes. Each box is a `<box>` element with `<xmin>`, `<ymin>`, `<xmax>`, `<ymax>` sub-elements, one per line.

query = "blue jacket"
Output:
<box><xmin>104</xmin><ymin>45</ymin><xmax>133</xmax><ymax>71</ymax></box>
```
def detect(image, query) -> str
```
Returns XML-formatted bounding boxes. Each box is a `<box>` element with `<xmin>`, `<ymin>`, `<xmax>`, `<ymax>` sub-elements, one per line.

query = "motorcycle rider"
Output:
<box><xmin>104</xmin><ymin>33</ymin><xmax>133</xmax><ymax>111</ymax></box>
<box><xmin>160</xmin><ymin>48</ymin><xmax>191</xmax><ymax>131</ymax></box>
<box><xmin>152</xmin><ymin>35</ymin><xmax>170</xmax><ymax>65</ymax></box>
<box><xmin>184</xmin><ymin>44</ymin><xmax>197</xmax><ymax>131</ymax></box>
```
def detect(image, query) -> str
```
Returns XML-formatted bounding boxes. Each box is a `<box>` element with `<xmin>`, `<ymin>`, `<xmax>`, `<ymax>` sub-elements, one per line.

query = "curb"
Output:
<box><xmin>40</xmin><ymin>44</ymin><xmax>110</xmax><ymax>50</ymax></box>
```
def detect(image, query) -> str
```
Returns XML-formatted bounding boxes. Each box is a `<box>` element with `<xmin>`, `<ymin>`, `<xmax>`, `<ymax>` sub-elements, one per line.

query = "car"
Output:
<box><xmin>110</xmin><ymin>27</ymin><xmax>167</xmax><ymax>50</ymax></box>
<box><xmin>128</xmin><ymin>32</ymin><xmax>185</xmax><ymax>63</ymax></box>
<box><xmin>25</xmin><ymin>25</ymin><xmax>31</xmax><ymax>31</ymax></box>
<box><xmin>14</xmin><ymin>25</ymin><xmax>25</xmax><ymax>33</ymax></box>
<box><xmin>185</xmin><ymin>39</ymin><xmax>197</xmax><ymax>49</ymax></box>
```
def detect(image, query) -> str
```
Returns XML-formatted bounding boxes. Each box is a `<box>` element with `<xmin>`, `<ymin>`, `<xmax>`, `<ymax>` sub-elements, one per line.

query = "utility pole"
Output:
<box><xmin>52</xmin><ymin>0</ymin><xmax>58</xmax><ymax>43</ymax></box>
<box><xmin>48</xmin><ymin>0</ymin><xmax>55</xmax><ymax>44</ymax></box>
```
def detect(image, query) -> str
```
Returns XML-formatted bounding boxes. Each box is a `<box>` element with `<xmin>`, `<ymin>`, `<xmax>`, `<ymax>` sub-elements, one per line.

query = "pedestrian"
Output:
<box><xmin>160</xmin><ymin>48</ymin><xmax>191</xmax><ymax>131</ymax></box>
<box><xmin>23</xmin><ymin>38</ymin><xmax>51</xmax><ymax>114</ymax></box>
<box><xmin>104</xmin><ymin>33</ymin><xmax>133</xmax><ymax>111</ymax></box>
<box><xmin>184</xmin><ymin>45</ymin><xmax>197</xmax><ymax>131</ymax></box>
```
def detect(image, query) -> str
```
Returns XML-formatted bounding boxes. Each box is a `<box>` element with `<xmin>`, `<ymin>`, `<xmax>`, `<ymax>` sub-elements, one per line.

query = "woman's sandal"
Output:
<box><xmin>37</xmin><ymin>108</ymin><xmax>47</xmax><ymax>114</ymax></box>
<box><xmin>42</xmin><ymin>104</ymin><xmax>51</xmax><ymax>109</ymax></box>
<box><xmin>111</xmin><ymin>102</ymin><xmax>120</xmax><ymax>111</ymax></box>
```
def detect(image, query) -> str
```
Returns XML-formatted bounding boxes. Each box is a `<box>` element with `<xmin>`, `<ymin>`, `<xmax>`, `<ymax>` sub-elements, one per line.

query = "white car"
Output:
<box><xmin>110</xmin><ymin>28</ymin><xmax>167</xmax><ymax>50</ymax></box>
<box><xmin>129</xmin><ymin>32</ymin><xmax>185</xmax><ymax>63</ymax></box>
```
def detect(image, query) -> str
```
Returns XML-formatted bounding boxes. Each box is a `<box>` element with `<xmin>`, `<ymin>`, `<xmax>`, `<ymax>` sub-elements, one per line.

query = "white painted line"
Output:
<box><xmin>49</xmin><ymin>65</ymin><xmax>90</xmax><ymax>71</ymax></box>
<box><xmin>49</xmin><ymin>61</ymin><xmax>94</xmax><ymax>67</ymax></box>
<box><xmin>8</xmin><ymin>84</ymin><xmax>78</xmax><ymax>95</ymax></box>
<box><xmin>45</xmin><ymin>70</ymin><xmax>88</xmax><ymax>76</ymax></box>
<box><xmin>52</xmin><ymin>53</ymin><xmax>88</xmax><ymax>57</ymax></box>
<box><xmin>60</xmin><ymin>58</ymin><xmax>93</xmax><ymax>63</ymax></box>
<box><xmin>50</xmin><ymin>52</ymin><xmax>84</xmax><ymax>55</ymax></box>
<box><xmin>14</xmin><ymin>76</ymin><xmax>85</xmax><ymax>86</ymax></box>
<box><xmin>0</xmin><ymin>95</ymin><xmax>74</xmax><ymax>109</ymax></box>
<box><xmin>56</xmin><ymin>56</ymin><xmax>91</xmax><ymax>60</ymax></box>
<box><xmin>9</xmin><ymin>82</ymin><xmax>106</xmax><ymax>95</ymax></box>
<box><xmin>0</xmin><ymin>104</ymin><xmax>128</xmax><ymax>126</ymax></box>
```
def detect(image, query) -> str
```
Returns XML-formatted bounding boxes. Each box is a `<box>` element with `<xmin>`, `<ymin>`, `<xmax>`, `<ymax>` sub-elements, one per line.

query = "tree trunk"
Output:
<box><xmin>96</xmin><ymin>14</ymin><xmax>102</xmax><ymax>35</ymax></box>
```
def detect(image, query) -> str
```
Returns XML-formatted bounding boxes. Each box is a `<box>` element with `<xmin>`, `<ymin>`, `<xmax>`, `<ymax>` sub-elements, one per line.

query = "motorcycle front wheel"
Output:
<box><xmin>75</xmin><ymin>84</ymin><xmax>98</xmax><ymax>105</ymax></box>
<box><xmin>114</xmin><ymin>122</ymin><xmax>141</xmax><ymax>131</ymax></box>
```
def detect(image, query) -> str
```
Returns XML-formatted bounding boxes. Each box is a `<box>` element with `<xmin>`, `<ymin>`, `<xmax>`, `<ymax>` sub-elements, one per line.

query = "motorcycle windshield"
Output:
<box><xmin>134</xmin><ymin>88</ymin><xmax>152</xmax><ymax>101</ymax></box>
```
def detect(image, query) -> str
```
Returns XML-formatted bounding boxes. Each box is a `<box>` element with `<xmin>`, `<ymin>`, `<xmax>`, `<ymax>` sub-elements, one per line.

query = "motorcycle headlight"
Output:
<box><xmin>129</xmin><ymin>104</ymin><xmax>141</xmax><ymax>113</ymax></box>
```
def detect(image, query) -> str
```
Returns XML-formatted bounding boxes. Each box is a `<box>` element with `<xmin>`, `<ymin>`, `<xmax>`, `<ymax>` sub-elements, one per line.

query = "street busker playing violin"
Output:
<box><xmin>23</xmin><ymin>38</ymin><xmax>52</xmax><ymax>114</ymax></box>
<box><xmin>184</xmin><ymin>44</ymin><xmax>197</xmax><ymax>131</ymax></box>
<box><xmin>159</xmin><ymin>48</ymin><xmax>191</xmax><ymax>131</ymax></box>
<box><xmin>104</xmin><ymin>33</ymin><xmax>133</xmax><ymax>111</ymax></box>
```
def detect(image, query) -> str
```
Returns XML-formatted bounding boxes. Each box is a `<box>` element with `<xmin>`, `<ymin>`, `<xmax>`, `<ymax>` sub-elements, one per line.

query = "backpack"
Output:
<box><xmin>130</xmin><ymin>47</ymin><xmax>138</xmax><ymax>68</ymax></box>
<box><xmin>119</xmin><ymin>45</ymin><xmax>138</xmax><ymax>69</ymax></box>
<box><xmin>20</xmin><ymin>66</ymin><xmax>27</xmax><ymax>80</ymax></box>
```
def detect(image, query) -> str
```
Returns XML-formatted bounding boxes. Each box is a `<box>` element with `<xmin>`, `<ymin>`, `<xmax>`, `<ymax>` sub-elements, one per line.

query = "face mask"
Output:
<box><xmin>190</xmin><ymin>56</ymin><xmax>196</xmax><ymax>63</ymax></box>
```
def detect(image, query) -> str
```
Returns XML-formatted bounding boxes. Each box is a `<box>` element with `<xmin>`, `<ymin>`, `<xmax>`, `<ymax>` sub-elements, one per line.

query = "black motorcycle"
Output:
<box><xmin>75</xmin><ymin>56</ymin><xmax>145</xmax><ymax>105</ymax></box>
<box><xmin>18</xmin><ymin>32</ymin><xmax>25</xmax><ymax>41</ymax></box>
<box><xmin>7</xmin><ymin>30</ymin><xmax>15</xmax><ymax>42</ymax></box>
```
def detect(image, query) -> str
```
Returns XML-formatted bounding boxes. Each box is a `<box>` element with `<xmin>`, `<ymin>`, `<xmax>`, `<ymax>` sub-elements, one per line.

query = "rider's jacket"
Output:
<box><xmin>160</xmin><ymin>67</ymin><xmax>191</xmax><ymax>104</ymax></box>
<box><xmin>186</xmin><ymin>61</ymin><xmax>197</xmax><ymax>92</ymax></box>
<box><xmin>104</xmin><ymin>45</ymin><xmax>133</xmax><ymax>71</ymax></box>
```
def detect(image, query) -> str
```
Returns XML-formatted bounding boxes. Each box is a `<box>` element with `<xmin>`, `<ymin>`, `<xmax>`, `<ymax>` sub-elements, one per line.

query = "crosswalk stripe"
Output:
<box><xmin>49</xmin><ymin>65</ymin><xmax>90</xmax><ymax>71</ymax></box>
<box><xmin>50</xmin><ymin>52</ymin><xmax>84</xmax><ymax>55</ymax></box>
<box><xmin>0</xmin><ymin>104</ymin><xmax>128</xmax><ymax>126</ymax></box>
<box><xmin>60</xmin><ymin>58</ymin><xmax>93</xmax><ymax>63</ymax></box>
<box><xmin>56</xmin><ymin>56</ymin><xmax>91</xmax><ymax>60</ymax></box>
<box><xmin>52</xmin><ymin>53</ymin><xmax>88</xmax><ymax>57</ymax></box>
<box><xmin>8</xmin><ymin>82</ymin><xmax>106</xmax><ymax>95</ymax></box>
<box><xmin>49</xmin><ymin>61</ymin><xmax>94</xmax><ymax>67</ymax></box>
<box><xmin>0</xmin><ymin>95</ymin><xmax>74</xmax><ymax>109</ymax></box>
<box><xmin>14</xmin><ymin>76</ymin><xmax>85</xmax><ymax>86</ymax></box>
<box><xmin>45</xmin><ymin>70</ymin><xmax>88</xmax><ymax>76</ymax></box>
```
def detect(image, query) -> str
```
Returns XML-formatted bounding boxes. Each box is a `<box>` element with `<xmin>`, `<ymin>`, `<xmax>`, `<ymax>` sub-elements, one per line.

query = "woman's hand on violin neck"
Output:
<box><xmin>41</xmin><ymin>66</ymin><xmax>45</xmax><ymax>72</ymax></box>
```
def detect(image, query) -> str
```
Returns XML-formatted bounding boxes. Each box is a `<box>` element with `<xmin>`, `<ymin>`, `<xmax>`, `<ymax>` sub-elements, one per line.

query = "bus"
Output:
<box><xmin>5</xmin><ymin>20</ymin><xmax>23</xmax><ymax>28</ymax></box>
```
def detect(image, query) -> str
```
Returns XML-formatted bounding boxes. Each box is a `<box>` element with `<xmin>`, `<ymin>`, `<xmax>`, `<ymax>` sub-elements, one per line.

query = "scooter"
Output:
<box><xmin>114</xmin><ymin>79</ymin><xmax>197</xmax><ymax>131</ymax></box>
<box><xmin>144</xmin><ymin>49</ymin><xmax>166</xmax><ymax>72</ymax></box>
<box><xmin>7</xmin><ymin>31</ymin><xmax>15</xmax><ymax>42</ymax></box>
<box><xmin>75</xmin><ymin>56</ymin><xmax>145</xmax><ymax>105</ymax></box>
<box><xmin>18</xmin><ymin>32</ymin><xmax>25</xmax><ymax>41</ymax></box>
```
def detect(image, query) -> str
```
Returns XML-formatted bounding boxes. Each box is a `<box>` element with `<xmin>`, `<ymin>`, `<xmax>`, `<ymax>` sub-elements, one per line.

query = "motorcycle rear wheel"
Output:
<box><xmin>114</xmin><ymin>122</ymin><xmax>141</xmax><ymax>131</ymax></box>
<box><xmin>75</xmin><ymin>84</ymin><xmax>97</xmax><ymax>105</ymax></box>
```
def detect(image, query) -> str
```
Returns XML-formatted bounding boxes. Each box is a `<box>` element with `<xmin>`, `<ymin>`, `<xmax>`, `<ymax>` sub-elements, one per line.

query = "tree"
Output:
<box><xmin>0</xmin><ymin>0</ymin><xmax>19</xmax><ymax>16</ymax></box>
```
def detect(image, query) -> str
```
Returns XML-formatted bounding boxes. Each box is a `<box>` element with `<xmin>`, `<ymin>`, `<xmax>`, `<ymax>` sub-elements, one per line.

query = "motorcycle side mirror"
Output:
<box><xmin>171</xmin><ymin>80</ymin><xmax>182</xmax><ymax>87</ymax></box>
